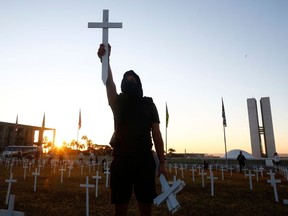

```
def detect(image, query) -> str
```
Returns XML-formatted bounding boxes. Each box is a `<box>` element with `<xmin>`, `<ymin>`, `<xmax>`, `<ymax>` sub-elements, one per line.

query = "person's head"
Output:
<box><xmin>239</xmin><ymin>151</ymin><xmax>242</xmax><ymax>155</ymax></box>
<box><xmin>121</xmin><ymin>70</ymin><xmax>143</xmax><ymax>99</ymax></box>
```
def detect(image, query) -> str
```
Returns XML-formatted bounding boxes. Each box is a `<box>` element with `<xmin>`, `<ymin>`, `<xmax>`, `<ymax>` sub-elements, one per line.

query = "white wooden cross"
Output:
<box><xmin>267</xmin><ymin>175</ymin><xmax>281</xmax><ymax>202</ymax></box>
<box><xmin>190</xmin><ymin>166</ymin><xmax>195</xmax><ymax>182</ymax></box>
<box><xmin>219</xmin><ymin>166</ymin><xmax>225</xmax><ymax>180</ymax></box>
<box><xmin>228</xmin><ymin>166</ymin><xmax>234</xmax><ymax>176</ymax></box>
<box><xmin>68</xmin><ymin>164</ymin><xmax>73</xmax><ymax>178</ymax></box>
<box><xmin>9</xmin><ymin>163</ymin><xmax>14</xmax><ymax>174</ymax></box>
<box><xmin>207</xmin><ymin>171</ymin><xmax>218</xmax><ymax>196</ymax></box>
<box><xmin>32</xmin><ymin>168</ymin><xmax>40</xmax><ymax>192</ymax></box>
<box><xmin>259</xmin><ymin>166</ymin><xmax>264</xmax><ymax>177</ymax></box>
<box><xmin>5</xmin><ymin>173</ymin><xmax>17</xmax><ymax>205</ymax></box>
<box><xmin>199</xmin><ymin>169</ymin><xmax>207</xmax><ymax>188</ymax></box>
<box><xmin>23</xmin><ymin>163</ymin><xmax>28</xmax><ymax>180</ymax></box>
<box><xmin>52</xmin><ymin>162</ymin><xmax>57</xmax><ymax>174</ymax></box>
<box><xmin>0</xmin><ymin>195</ymin><xmax>25</xmax><ymax>216</ymax></box>
<box><xmin>88</xmin><ymin>9</ymin><xmax>123</xmax><ymax>85</ymax></box>
<box><xmin>28</xmin><ymin>161</ymin><xmax>33</xmax><ymax>172</ymax></box>
<box><xmin>245</xmin><ymin>170</ymin><xmax>255</xmax><ymax>191</ymax></box>
<box><xmin>168</xmin><ymin>164</ymin><xmax>172</xmax><ymax>173</ymax></box>
<box><xmin>174</xmin><ymin>164</ymin><xmax>178</xmax><ymax>176</ymax></box>
<box><xmin>92</xmin><ymin>171</ymin><xmax>102</xmax><ymax>197</ymax></box>
<box><xmin>242</xmin><ymin>168</ymin><xmax>248</xmax><ymax>177</ymax></box>
<box><xmin>254</xmin><ymin>169</ymin><xmax>261</xmax><ymax>182</ymax></box>
<box><xmin>80</xmin><ymin>176</ymin><xmax>95</xmax><ymax>216</ymax></box>
<box><xmin>266</xmin><ymin>169</ymin><xmax>275</xmax><ymax>186</ymax></box>
<box><xmin>80</xmin><ymin>164</ymin><xmax>85</xmax><ymax>175</ymax></box>
<box><xmin>104</xmin><ymin>168</ymin><xmax>110</xmax><ymax>188</ymax></box>
<box><xmin>197</xmin><ymin>165</ymin><xmax>202</xmax><ymax>174</ymax></box>
<box><xmin>153</xmin><ymin>174</ymin><xmax>185</xmax><ymax>213</ymax></box>
<box><xmin>179</xmin><ymin>164</ymin><xmax>185</xmax><ymax>178</ymax></box>
<box><xmin>37</xmin><ymin>163</ymin><xmax>42</xmax><ymax>175</ymax></box>
<box><xmin>59</xmin><ymin>165</ymin><xmax>66</xmax><ymax>183</ymax></box>
<box><xmin>208</xmin><ymin>165</ymin><xmax>213</xmax><ymax>175</ymax></box>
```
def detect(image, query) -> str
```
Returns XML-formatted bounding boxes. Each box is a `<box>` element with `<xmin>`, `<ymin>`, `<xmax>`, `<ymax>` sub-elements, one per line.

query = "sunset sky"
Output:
<box><xmin>1</xmin><ymin>1</ymin><xmax>287</xmax><ymax>155</ymax></box>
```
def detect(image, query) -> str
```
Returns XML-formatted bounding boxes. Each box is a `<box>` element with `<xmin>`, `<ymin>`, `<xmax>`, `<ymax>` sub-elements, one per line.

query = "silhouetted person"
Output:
<box><xmin>237</xmin><ymin>151</ymin><xmax>246</xmax><ymax>173</ymax></box>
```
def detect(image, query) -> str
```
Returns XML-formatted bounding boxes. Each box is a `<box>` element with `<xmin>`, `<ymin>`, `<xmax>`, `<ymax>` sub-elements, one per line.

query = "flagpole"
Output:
<box><xmin>165</xmin><ymin>102</ymin><xmax>169</xmax><ymax>157</ymax></box>
<box><xmin>223</xmin><ymin>125</ymin><xmax>227</xmax><ymax>165</ymax></box>
<box><xmin>221</xmin><ymin>98</ymin><xmax>228</xmax><ymax>165</ymax></box>
<box><xmin>165</xmin><ymin>122</ymin><xmax>167</xmax><ymax>156</ymax></box>
<box><xmin>76</xmin><ymin>109</ymin><xmax>81</xmax><ymax>158</ymax></box>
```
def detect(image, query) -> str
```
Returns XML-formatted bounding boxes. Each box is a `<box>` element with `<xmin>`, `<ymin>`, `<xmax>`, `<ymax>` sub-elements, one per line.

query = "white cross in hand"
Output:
<box><xmin>88</xmin><ymin>10</ymin><xmax>122</xmax><ymax>84</ymax></box>
<box><xmin>153</xmin><ymin>174</ymin><xmax>185</xmax><ymax>213</ymax></box>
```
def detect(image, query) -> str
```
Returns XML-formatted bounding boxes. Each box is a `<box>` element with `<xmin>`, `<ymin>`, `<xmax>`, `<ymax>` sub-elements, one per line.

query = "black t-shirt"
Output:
<box><xmin>111</xmin><ymin>94</ymin><xmax>160</xmax><ymax>156</ymax></box>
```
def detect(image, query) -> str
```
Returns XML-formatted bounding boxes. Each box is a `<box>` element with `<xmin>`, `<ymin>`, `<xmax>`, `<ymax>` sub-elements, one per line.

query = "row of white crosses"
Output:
<box><xmin>169</xmin><ymin>162</ymin><xmax>288</xmax><ymax>202</ymax></box>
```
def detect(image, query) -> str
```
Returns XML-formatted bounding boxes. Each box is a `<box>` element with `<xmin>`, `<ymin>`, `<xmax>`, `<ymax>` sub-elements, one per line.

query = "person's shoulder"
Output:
<box><xmin>142</xmin><ymin>96</ymin><xmax>154</xmax><ymax>103</ymax></box>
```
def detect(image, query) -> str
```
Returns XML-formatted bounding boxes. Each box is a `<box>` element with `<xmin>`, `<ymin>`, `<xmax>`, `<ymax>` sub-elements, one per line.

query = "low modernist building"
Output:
<box><xmin>0</xmin><ymin>121</ymin><xmax>55</xmax><ymax>151</ymax></box>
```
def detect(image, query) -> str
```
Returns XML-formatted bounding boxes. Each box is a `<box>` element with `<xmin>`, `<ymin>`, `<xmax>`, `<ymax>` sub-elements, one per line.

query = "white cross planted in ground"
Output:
<box><xmin>0</xmin><ymin>194</ymin><xmax>25</xmax><ymax>216</ymax></box>
<box><xmin>267</xmin><ymin>169</ymin><xmax>275</xmax><ymax>186</ymax></box>
<box><xmin>32</xmin><ymin>168</ymin><xmax>40</xmax><ymax>192</ymax></box>
<box><xmin>5</xmin><ymin>173</ymin><xmax>17</xmax><ymax>205</ymax></box>
<box><xmin>197</xmin><ymin>165</ymin><xmax>202</xmax><ymax>174</ymax></box>
<box><xmin>9</xmin><ymin>163</ymin><xmax>14</xmax><ymax>174</ymax></box>
<box><xmin>37</xmin><ymin>163</ymin><xmax>42</xmax><ymax>175</ymax></box>
<box><xmin>59</xmin><ymin>165</ymin><xmax>66</xmax><ymax>183</ymax></box>
<box><xmin>88</xmin><ymin>9</ymin><xmax>123</xmax><ymax>85</ymax></box>
<box><xmin>190</xmin><ymin>166</ymin><xmax>195</xmax><ymax>182</ymax></box>
<box><xmin>208</xmin><ymin>165</ymin><xmax>213</xmax><ymax>175</ymax></box>
<box><xmin>179</xmin><ymin>164</ymin><xmax>185</xmax><ymax>178</ymax></box>
<box><xmin>28</xmin><ymin>161</ymin><xmax>33</xmax><ymax>172</ymax></box>
<box><xmin>200</xmin><ymin>169</ymin><xmax>207</xmax><ymax>188</ymax></box>
<box><xmin>242</xmin><ymin>168</ymin><xmax>248</xmax><ymax>177</ymax></box>
<box><xmin>259</xmin><ymin>166</ymin><xmax>264</xmax><ymax>177</ymax></box>
<box><xmin>219</xmin><ymin>166</ymin><xmax>225</xmax><ymax>180</ymax></box>
<box><xmin>254</xmin><ymin>169</ymin><xmax>261</xmax><ymax>182</ymax></box>
<box><xmin>174</xmin><ymin>164</ymin><xmax>178</xmax><ymax>176</ymax></box>
<box><xmin>207</xmin><ymin>171</ymin><xmax>218</xmax><ymax>196</ymax></box>
<box><xmin>80</xmin><ymin>176</ymin><xmax>95</xmax><ymax>216</ymax></box>
<box><xmin>80</xmin><ymin>164</ymin><xmax>85</xmax><ymax>175</ymax></box>
<box><xmin>23</xmin><ymin>163</ymin><xmax>28</xmax><ymax>180</ymax></box>
<box><xmin>104</xmin><ymin>167</ymin><xmax>110</xmax><ymax>188</ymax></box>
<box><xmin>228</xmin><ymin>166</ymin><xmax>234</xmax><ymax>176</ymax></box>
<box><xmin>68</xmin><ymin>164</ymin><xmax>73</xmax><ymax>178</ymax></box>
<box><xmin>267</xmin><ymin>175</ymin><xmax>281</xmax><ymax>202</ymax></box>
<box><xmin>52</xmin><ymin>162</ymin><xmax>57</xmax><ymax>174</ymax></box>
<box><xmin>92</xmin><ymin>171</ymin><xmax>102</xmax><ymax>197</ymax></box>
<box><xmin>154</xmin><ymin>174</ymin><xmax>185</xmax><ymax>213</ymax></box>
<box><xmin>245</xmin><ymin>170</ymin><xmax>255</xmax><ymax>191</ymax></box>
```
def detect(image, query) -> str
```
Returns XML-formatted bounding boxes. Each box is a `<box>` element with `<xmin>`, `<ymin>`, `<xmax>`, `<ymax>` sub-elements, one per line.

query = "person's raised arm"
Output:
<box><xmin>97</xmin><ymin>44</ymin><xmax>117</xmax><ymax>107</ymax></box>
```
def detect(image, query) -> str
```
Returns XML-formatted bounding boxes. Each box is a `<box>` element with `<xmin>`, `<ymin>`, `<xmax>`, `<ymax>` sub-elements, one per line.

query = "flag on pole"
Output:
<box><xmin>222</xmin><ymin>98</ymin><xmax>227</xmax><ymax>127</ymax></box>
<box><xmin>15</xmin><ymin>114</ymin><xmax>18</xmax><ymax>132</ymax></box>
<box><xmin>166</xmin><ymin>103</ymin><xmax>169</xmax><ymax>128</ymax></box>
<box><xmin>78</xmin><ymin>109</ymin><xmax>82</xmax><ymax>130</ymax></box>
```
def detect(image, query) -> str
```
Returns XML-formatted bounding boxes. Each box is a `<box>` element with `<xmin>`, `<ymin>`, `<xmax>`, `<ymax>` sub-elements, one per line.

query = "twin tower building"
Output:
<box><xmin>247</xmin><ymin>97</ymin><xmax>276</xmax><ymax>158</ymax></box>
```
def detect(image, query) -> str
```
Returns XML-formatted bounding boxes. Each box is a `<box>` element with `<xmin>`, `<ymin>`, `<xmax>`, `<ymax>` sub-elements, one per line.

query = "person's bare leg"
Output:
<box><xmin>138</xmin><ymin>202</ymin><xmax>152</xmax><ymax>216</ymax></box>
<box><xmin>114</xmin><ymin>203</ymin><xmax>129</xmax><ymax>216</ymax></box>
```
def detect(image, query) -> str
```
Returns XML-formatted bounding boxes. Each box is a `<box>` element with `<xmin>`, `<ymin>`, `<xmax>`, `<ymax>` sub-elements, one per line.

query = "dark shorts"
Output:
<box><xmin>110</xmin><ymin>154</ymin><xmax>156</xmax><ymax>204</ymax></box>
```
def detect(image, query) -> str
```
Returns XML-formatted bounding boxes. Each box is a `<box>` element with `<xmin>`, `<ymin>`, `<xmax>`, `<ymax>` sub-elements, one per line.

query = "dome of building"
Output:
<box><xmin>221</xmin><ymin>149</ymin><xmax>255</xmax><ymax>159</ymax></box>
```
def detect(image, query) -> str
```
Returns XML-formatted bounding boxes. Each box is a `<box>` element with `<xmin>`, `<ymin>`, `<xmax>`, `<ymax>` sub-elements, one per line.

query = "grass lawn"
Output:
<box><xmin>0</xmin><ymin>157</ymin><xmax>288</xmax><ymax>216</ymax></box>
